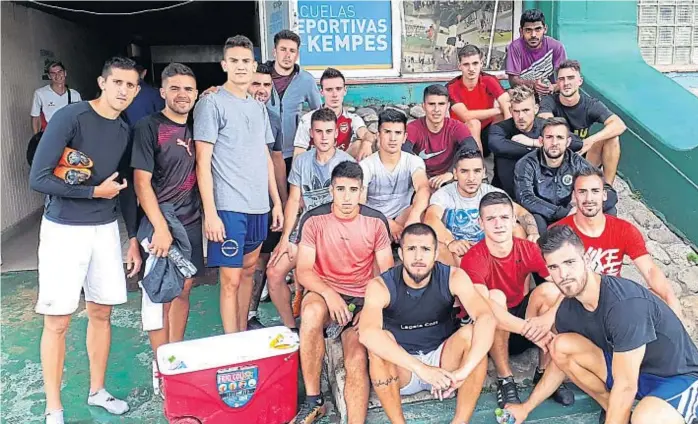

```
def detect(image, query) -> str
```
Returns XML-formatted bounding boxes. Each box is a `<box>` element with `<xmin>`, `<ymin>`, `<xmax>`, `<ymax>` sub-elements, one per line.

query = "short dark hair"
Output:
<box><xmin>457</xmin><ymin>45</ymin><xmax>481</xmax><ymax>62</ymax></box>
<box><xmin>101</xmin><ymin>56</ymin><xmax>137</xmax><ymax>78</ymax></box>
<box><xmin>558</xmin><ymin>59</ymin><xmax>581</xmax><ymax>75</ymax></box>
<box><xmin>400</xmin><ymin>223</ymin><xmax>437</xmax><ymax>247</ymax></box>
<box><xmin>479</xmin><ymin>191</ymin><xmax>513</xmax><ymax>214</ymax></box>
<box><xmin>538</xmin><ymin>224</ymin><xmax>585</xmax><ymax>256</ymax></box>
<box><xmin>453</xmin><ymin>148</ymin><xmax>484</xmax><ymax>169</ymax></box>
<box><xmin>257</xmin><ymin>63</ymin><xmax>273</xmax><ymax>76</ymax></box>
<box><xmin>311</xmin><ymin>108</ymin><xmax>337</xmax><ymax>125</ymax></box>
<box><xmin>541</xmin><ymin>117</ymin><xmax>570</xmax><ymax>136</ymax></box>
<box><xmin>161</xmin><ymin>62</ymin><xmax>196</xmax><ymax>86</ymax></box>
<box><xmin>223</xmin><ymin>35</ymin><xmax>254</xmax><ymax>56</ymax></box>
<box><xmin>520</xmin><ymin>9</ymin><xmax>546</xmax><ymax>27</ymax></box>
<box><xmin>573</xmin><ymin>166</ymin><xmax>605</xmax><ymax>188</ymax></box>
<box><xmin>320</xmin><ymin>67</ymin><xmax>345</xmax><ymax>88</ymax></box>
<box><xmin>423</xmin><ymin>84</ymin><xmax>449</xmax><ymax>102</ymax></box>
<box><xmin>46</xmin><ymin>61</ymin><xmax>65</xmax><ymax>72</ymax></box>
<box><xmin>331</xmin><ymin>160</ymin><xmax>363</xmax><ymax>185</ymax></box>
<box><xmin>274</xmin><ymin>30</ymin><xmax>301</xmax><ymax>48</ymax></box>
<box><xmin>378</xmin><ymin>108</ymin><xmax>408</xmax><ymax>130</ymax></box>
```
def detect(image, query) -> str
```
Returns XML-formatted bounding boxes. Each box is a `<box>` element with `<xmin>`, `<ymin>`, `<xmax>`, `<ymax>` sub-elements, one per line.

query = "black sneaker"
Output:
<box><xmin>290</xmin><ymin>400</ymin><xmax>326</xmax><ymax>424</ymax></box>
<box><xmin>246</xmin><ymin>316</ymin><xmax>266</xmax><ymax>330</ymax></box>
<box><xmin>496</xmin><ymin>376</ymin><xmax>521</xmax><ymax>408</ymax></box>
<box><xmin>533</xmin><ymin>368</ymin><xmax>575</xmax><ymax>406</ymax></box>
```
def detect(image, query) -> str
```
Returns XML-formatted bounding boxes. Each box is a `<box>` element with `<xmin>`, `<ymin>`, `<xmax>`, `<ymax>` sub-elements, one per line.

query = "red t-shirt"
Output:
<box><xmin>447</xmin><ymin>74</ymin><xmax>505</xmax><ymax>128</ymax></box>
<box><xmin>406</xmin><ymin>117</ymin><xmax>475</xmax><ymax>178</ymax></box>
<box><xmin>554</xmin><ymin>215</ymin><xmax>648</xmax><ymax>276</ymax></box>
<box><xmin>460</xmin><ymin>238</ymin><xmax>549</xmax><ymax>308</ymax></box>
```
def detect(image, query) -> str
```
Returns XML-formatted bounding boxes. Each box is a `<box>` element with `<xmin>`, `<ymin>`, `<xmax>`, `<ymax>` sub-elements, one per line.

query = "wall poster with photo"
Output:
<box><xmin>401</xmin><ymin>0</ymin><xmax>514</xmax><ymax>74</ymax></box>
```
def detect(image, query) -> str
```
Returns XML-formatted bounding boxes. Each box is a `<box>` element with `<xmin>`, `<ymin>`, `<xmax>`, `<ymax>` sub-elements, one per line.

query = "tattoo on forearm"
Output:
<box><xmin>372</xmin><ymin>376</ymin><xmax>399</xmax><ymax>387</ymax></box>
<box><xmin>520</xmin><ymin>212</ymin><xmax>538</xmax><ymax>234</ymax></box>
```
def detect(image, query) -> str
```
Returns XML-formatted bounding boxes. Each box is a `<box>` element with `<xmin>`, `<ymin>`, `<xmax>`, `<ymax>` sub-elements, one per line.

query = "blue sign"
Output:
<box><xmin>265</xmin><ymin>1</ymin><xmax>290</xmax><ymax>60</ymax></box>
<box><xmin>216</xmin><ymin>365</ymin><xmax>258</xmax><ymax>408</ymax></box>
<box><xmin>297</xmin><ymin>0</ymin><xmax>393</xmax><ymax>69</ymax></box>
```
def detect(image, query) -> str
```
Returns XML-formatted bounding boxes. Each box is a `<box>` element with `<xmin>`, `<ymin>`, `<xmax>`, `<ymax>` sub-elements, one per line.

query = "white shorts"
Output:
<box><xmin>35</xmin><ymin>218</ymin><xmax>127</xmax><ymax>315</ymax></box>
<box><xmin>400</xmin><ymin>342</ymin><xmax>446</xmax><ymax>396</ymax></box>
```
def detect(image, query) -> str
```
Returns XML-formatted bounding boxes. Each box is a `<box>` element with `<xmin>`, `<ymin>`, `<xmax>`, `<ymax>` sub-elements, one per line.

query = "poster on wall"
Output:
<box><xmin>401</xmin><ymin>0</ymin><xmax>514</xmax><ymax>73</ymax></box>
<box><xmin>40</xmin><ymin>49</ymin><xmax>56</xmax><ymax>80</ymax></box>
<box><xmin>263</xmin><ymin>0</ymin><xmax>290</xmax><ymax>61</ymax></box>
<box><xmin>296</xmin><ymin>0</ymin><xmax>393</xmax><ymax>70</ymax></box>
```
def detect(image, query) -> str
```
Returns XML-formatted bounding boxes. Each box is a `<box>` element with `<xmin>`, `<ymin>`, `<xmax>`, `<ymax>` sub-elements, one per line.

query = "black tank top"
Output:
<box><xmin>382</xmin><ymin>262</ymin><xmax>458</xmax><ymax>354</ymax></box>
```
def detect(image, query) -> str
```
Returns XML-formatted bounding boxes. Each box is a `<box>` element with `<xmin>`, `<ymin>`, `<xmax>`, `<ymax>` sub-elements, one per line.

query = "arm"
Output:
<box><xmin>514</xmin><ymin>159</ymin><xmax>570</xmax><ymax>220</ymax></box>
<box><xmin>32</xmin><ymin>117</ymin><xmax>42</xmax><ymax>135</ymax></box>
<box><xmin>424</xmin><ymin>204</ymin><xmax>455</xmax><ymax>246</ymax></box>
<box><xmin>496</xmin><ymin>92</ymin><xmax>512</xmax><ymax>120</ymax></box>
<box><xmin>488</xmin><ymin>122</ymin><xmax>538</xmax><ymax>159</ymax></box>
<box><xmin>30</xmin><ymin>91</ymin><xmax>42</xmax><ymax>134</ymax></box>
<box><xmin>606</xmin><ymin>347</ymin><xmax>645</xmax><ymax>424</ymax></box>
<box><xmin>271</xmin><ymin>150</ymin><xmax>288</xmax><ymax>204</ymax></box>
<box><xmin>583</xmin><ymin>115</ymin><xmax>627</xmax><ymax>151</ymax></box>
<box><xmin>134</xmin><ymin>169</ymin><xmax>169</xmax><ymax>248</ymax></box>
<box><xmin>118</xmin><ymin>140</ymin><xmax>139</xmax><ymax>239</ymax></box>
<box><xmin>296</xmin><ymin>243</ymin><xmax>333</xmax><ymax>295</ymax></box>
<box><xmin>29</xmin><ymin>110</ymin><xmax>94</xmax><ymax>199</ymax></box>
<box><xmin>508</xmin><ymin>74</ymin><xmax>536</xmax><ymax>90</ymax></box>
<box><xmin>513</xmin><ymin>201</ymin><xmax>540</xmax><ymax>240</ymax></box>
<box><xmin>354</xmin><ymin>126</ymin><xmax>376</xmax><ymax>161</ymax></box>
<box><xmin>195</xmin><ymin>141</ymin><xmax>217</xmax><ymax>220</ymax></box>
<box><xmin>279</xmin><ymin>185</ymin><xmax>302</xmax><ymax>242</ymax></box>
<box><xmin>374</xmin><ymin>246</ymin><xmax>395</xmax><ymax>274</ymax></box>
<box><xmin>634</xmin><ymin>254</ymin><xmax>682</xmax><ymax>317</ymax></box>
<box><xmin>358</xmin><ymin>278</ymin><xmax>427</xmax><ymax>373</ymax></box>
<box><xmin>449</xmin><ymin>268</ymin><xmax>497</xmax><ymax>380</ymax></box>
<box><xmin>406</xmin><ymin>168</ymin><xmax>430</xmax><ymax>225</ymax></box>
<box><xmin>450</xmin><ymin>103</ymin><xmax>502</xmax><ymax>123</ymax></box>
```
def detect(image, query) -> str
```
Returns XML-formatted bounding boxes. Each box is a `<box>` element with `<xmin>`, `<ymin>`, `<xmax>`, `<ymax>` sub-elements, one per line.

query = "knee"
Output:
<box><xmin>44</xmin><ymin>316</ymin><xmax>71</xmax><ymax>336</ymax></box>
<box><xmin>531</xmin><ymin>283</ymin><xmax>561</xmax><ymax>312</ymax></box>
<box><xmin>179</xmin><ymin>279</ymin><xmax>194</xmax><ymax>300</ymax></box>
<box><xmin>266</xmin><ymin>263</ymin><xmax>287</xmax><ymax>285</ymax></box>
<box><xmin>300</xmin><ymin>302</ymin><xmax>326</xmax><ymax>330</ymax></box>
<box><xmin>87</xmin><ymin>305</ymin><xmax>112</xmax><ymax>324</ymax></box>
<box><xmin>455</xmin><ymin>324</ymin><xmax>474</xmax><ymax>349</ymax></box>
<box><xmin>489</xmin><ymin>289</ymin><xmax>507</xmax><ymax>307</ymax></box>
<box><xmin>220</xmin><ymin>270</ymin><xmax>242</xmax><ymax>290</ymax></box>
<box><xmin>344</xmin><ymin>343</ymin><xmax>368</xmax><ymax>370</ymax></box>
<box><xmin>466</xmin><ymin>119</ymin><xmax>482</xmax><ymax>134</ymax></box>
<box><xmin>630</xmin><ymin>399</ymin><xmax>665</xmax><ymax>424</ymax></box>
<box><xmin>549</xmin><ymin>334</ymin><xmax>576</xmax><ymax>365</ymax></box>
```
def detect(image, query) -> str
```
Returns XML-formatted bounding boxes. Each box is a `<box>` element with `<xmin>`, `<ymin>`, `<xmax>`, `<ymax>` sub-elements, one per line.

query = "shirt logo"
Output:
<box><xmin>47</xmin><ymin>101</ymin><xmax>56</xmax><ymax>107</ymax></box>
<box><xmin>562</xmin><ymin>174</ymin><xmax>573</xmax><ymax>186</ymax></box>
<box><xmin>418</xmin><ymin>149</ymin><xmax>447</xmax><ymax>161</ymax></box>
<box><xmin>339</xmin><ymin>122</ymin><xmax>350</xmax><ymax>133</ymax></box>
<box><xmin>221</xmin><ymin>239</ymin><xmax>239</xmax><ymax>257</ymax></box>
<box><xmin>177</xmin><ymin>138</ymin><xmax>193</xmax><ymax>156</ymax></box>
<box><xmin>584</xmin><ymin>247</ymin><xmax>622</xmax><ymax>275</ymax></box>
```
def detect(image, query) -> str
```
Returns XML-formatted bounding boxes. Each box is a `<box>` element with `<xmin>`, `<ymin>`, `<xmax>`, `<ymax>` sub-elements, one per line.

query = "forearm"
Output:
<box><xmin>135</xmin><ymin>181</ymin><xmax>167</xmax><ymax>231</ymax></box>
<box><xmin>466</xmin><ymin>108</ymin><xmax>502</xmax><ymax>122</ymax></box>
<box><xmin>517</xmin><ymin>210</ymin><xmax>539</xmax><ymax>236</ymax></box>
<box><xmin>297</xmin><ymin>267</ymin><xmax>333</xmax><ymax>295</ymax></box>
<box><xmin>196</xmin><ymin>163</ymin><xmax>217</xmax><ymax>216</ymax></box>
<box><xmin>119</xmin><ymin>182</ymin><xmax>139</xmax><ymax>238</ymax></box>
<box><xmin>271</xmin><ymin>152</ymin><xmax>288</xmax><ymax>204</ymax></box>
<box><xmin>30</xmin><ymin>170</ymin><xmax>95</xmax><ymax>198</ymax></box>
<box><xmin>499</xmin><ymin>102</ymin><xmax>512</xmax><ymax>120</ymax></box>
<box><xmin>267</xmin><ymin>152</ymin><xmax>282</xmax><ymax>207</ymax></box>
<box><xmin>425</xmin><ymin>212</ymin><xmax>454</xmax><ymax>245</ymax></box>
<box><xmin>522</xmin><ymin>362</ymin><xmax>567</xmax><ymax>413</ymax></box>
<box><xmin>361</xmin><ymin>328</ymin><xmax>424</xmax><ymax>373</ymax></box>
<box><xmin>648</xmin><ymin>268</ymin><xmax>682</xmax><ymax>316</ymax></box>
<box><xmin>509</xmin><ymin>75</ymin><xmax>535</xmax><ymax>89</ymax></box>
<box><xmin>31</xmin><ymin>117</ymin><xmax>41</xmax><ymax>134</ymax></box>
<box><xmin>585</xmin><ymin>122</ymin><xmax>624</xmax><ymax>146</ymax></box>
<box><xmin>293</xmin><ymin>147</ymin><xmax>306</xmax><ymax>158</ymax></box>
<box><xmin>458</xmin><ymin>314</ymin><xmax>496</xmax><ymax>376</ymax></box>
<box><xmin>488</xmin><ymin>297</ymin><xmax>527</xmax><ymax>334</ymax></box>
<box><xmin>605</xmin><ymin>384</ymin><xmax>636</xmax><ymax>424</ymax></box>
<box><xmin>408</xmin><ymin>188</ymin><xmax>430</xmax><ymax>221</ymax></box>
<box><xmin>280</xmin><ymin>198</ymin><xmax>301</xmax><ymax>240</ymax></box>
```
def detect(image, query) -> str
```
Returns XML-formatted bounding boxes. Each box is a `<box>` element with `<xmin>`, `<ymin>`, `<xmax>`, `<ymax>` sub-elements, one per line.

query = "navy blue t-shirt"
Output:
<box><xmin>556</xmin><ymin>275</ymin><xmax>698</xmax><ymax>377</ymax></box>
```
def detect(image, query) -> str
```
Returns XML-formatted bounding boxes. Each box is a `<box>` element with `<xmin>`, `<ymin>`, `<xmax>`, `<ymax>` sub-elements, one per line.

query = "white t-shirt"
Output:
<box><xmin>360</xmin><ymin>151</ymin><xmax>426</xmax><ymax>219</ymax></box>
<box><xmin>430</xmin><ymin>182</ymin><xmax>506</xmax><ymax>242</ymax></box>
<box><xmin>293</xmin><ymin>108</ymin><xmax>366</xmax><ymax>152</ymax></box>
<box><xmin>30</xmin><ymin>85</ymin><xmax>82</xmax><ymax>123</ymax></box>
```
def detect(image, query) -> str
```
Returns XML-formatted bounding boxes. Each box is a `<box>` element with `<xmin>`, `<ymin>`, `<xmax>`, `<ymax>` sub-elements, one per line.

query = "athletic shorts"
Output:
<box><xmin>207</xmin><ymin>211</ymin><xmax>268</xmax><ymax>268</ymax></box>
<box><xmin>400</xmin><ymin>342</ymin><xmax>447</xmax><ymax>396</ymax></box>
<box><xmin>604</xmin><ymin>352</ymin><xmax>698</xmax><ymax>423</ymax></box>
<box><xmin>140</xmin><ymin>219</ymin><xmax>205</xmax><ymax>278</ymax></box>
<box><xmin>507</xmin><ymin>291</ymin><xmax>535</xmax><ymax>355</ymax></box>
<box><xmin>35</xmin><ymin>218</ymin><xmax>127</xmax><ymax>315</ymax></box>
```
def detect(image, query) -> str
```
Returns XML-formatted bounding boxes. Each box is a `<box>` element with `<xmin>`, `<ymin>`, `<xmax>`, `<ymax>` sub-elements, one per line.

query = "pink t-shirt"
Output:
<box><xmin>298</xmin><ymin>204</ymin><xmax>391</xmax><ymax>297</ymax></box>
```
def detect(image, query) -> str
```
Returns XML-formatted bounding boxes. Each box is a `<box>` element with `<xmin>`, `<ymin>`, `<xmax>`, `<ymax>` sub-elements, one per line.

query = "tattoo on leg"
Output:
<box><xmin>372</xmin><ymin>376</ymin><xmax>399</xmax><ymax>387</ymax></box>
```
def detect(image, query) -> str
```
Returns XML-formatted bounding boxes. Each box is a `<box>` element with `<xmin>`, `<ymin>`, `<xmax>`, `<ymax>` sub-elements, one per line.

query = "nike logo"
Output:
<box><xmin>418</xmin><ymin>149</ymin><xmax>447</xmax><ymax>160</ymax></box>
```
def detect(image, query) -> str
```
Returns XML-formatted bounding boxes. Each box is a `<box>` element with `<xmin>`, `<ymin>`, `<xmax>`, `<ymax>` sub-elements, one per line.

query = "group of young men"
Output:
<box><xmin>29</xmin><ymin>9</ymin><xmax>696</xmax><ymax>424</ymax></box>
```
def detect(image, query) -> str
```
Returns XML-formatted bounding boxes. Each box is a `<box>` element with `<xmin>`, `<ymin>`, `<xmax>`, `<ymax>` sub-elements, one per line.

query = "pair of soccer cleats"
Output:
<box><xmin>53</xmin><ymin>148</ymin><xmax>93</xmax><ymax>185</ymax></box>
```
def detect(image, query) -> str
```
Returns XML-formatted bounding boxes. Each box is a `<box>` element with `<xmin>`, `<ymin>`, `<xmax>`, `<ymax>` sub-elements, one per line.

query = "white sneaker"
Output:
<box><xmin>45</xmin><ymin>410</ymin><xmax>64</xmax><ymax>424</ymax></box>
<box><xmin>87</xmin><ymin>389</ymin><xmax>129</xmax><ymax>415</ymax></box>
<box><xmin>152</xmin><ymin>360</ymin><xmax>160</xmax><ymax>397</ymax></box>
<box><xmin>260</xmin><ymin>282</ymin><xmax>270</xmax><ymax>302</ymax></box>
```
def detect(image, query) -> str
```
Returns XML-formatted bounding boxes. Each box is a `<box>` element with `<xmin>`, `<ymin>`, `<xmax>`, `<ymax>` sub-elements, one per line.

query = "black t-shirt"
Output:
<box><xmin>29</xmin><ymin>102</ymin><xmax>138</xmax><ymax>237</ymax></box>
<box><xmin>556</xmin><ymin>275</ymin><xmax>698</xmax><ymax>378</ymax></box>
<box><xmin>131</xmin><ymin>112</ymin><xmax>201</xmax><ymax>226</ymax></box>
<box><xmin>539</xmin><ymin>93</ymin><xmax>613</xmax><ymax>139</ymax></box>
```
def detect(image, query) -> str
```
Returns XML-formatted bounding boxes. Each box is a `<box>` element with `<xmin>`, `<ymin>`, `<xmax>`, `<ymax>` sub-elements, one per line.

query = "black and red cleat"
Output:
<box><xmin>53</xmin><ymin>166</ymin><xmax>91</xmax><ymax>185</ymax></box>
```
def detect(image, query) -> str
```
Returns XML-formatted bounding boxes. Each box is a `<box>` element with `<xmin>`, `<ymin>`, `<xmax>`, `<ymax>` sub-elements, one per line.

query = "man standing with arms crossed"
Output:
<box><xmin>30</xmin><ymin>57</ymin><xmax>143</xmax><ymax>424</ymax></box>
<box><xmin>194</xmin><ymin>35</ymin><xmax>284</xmax><ymax>334</ymax></box>
<box><xmin>360</xmin><ymin>223</ymin><xmax>496</xmax><ymax>424</ymax></box>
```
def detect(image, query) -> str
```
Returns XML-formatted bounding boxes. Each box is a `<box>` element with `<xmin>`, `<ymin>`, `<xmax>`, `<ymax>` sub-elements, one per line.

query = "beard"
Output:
<box><xmin>560</xmin><ymin>271</ymin><xmax>588</xmax><ymax>298</ymax></box>
<box><xmin>580</xmin><ymin>202</ymin><xmax>602</xmax><ymax>218</ymax></box>
<box><xmin>543</xmin><ymin>148</ymin><xmax>564</xmax><ymax>160</ymax></box>
<box><xmin>405</xmin><ymin>267</ymin><xmax>432</xmax><ymax>284</ymax></box>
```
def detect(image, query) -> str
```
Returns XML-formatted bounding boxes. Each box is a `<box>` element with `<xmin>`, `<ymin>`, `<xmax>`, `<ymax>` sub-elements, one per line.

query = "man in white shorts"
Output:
<box><xmin>359</xmin><ymin>223</ymin><xmax>496</xmax><ymax>424</ymax></box>
<box><xmin>29</xmin><ymin>57</ymin><xmax>143</xmax><ymax>424</ymax></box>
<box><xmin>360</xmin><ymin>108</ymin><xmax>431</xmax><ymax>242</ymax></box>
<box><xmin>424</xmin><ymin>148</ymin><xmax>539</xmax><ymax>266</ymax></box>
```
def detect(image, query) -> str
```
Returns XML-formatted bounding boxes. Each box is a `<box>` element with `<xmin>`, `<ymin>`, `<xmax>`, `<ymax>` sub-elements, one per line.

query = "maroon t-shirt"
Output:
<box><xmin>460</xmin><ymin>238</ymin><xmax>550</xmax><ymax>308</ymax></box>
<box><xmin>271</xmin><ymin>68</ymin><xmax>295</xmax><ymax>100</ymax></box>
<box><xmin>406</xmin><ymin>117</ymin><xmax>476</xmax><ymax>178</ymax></box>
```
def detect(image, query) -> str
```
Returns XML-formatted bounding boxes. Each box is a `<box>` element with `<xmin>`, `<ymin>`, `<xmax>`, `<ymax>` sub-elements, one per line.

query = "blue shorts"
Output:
<box><xmin>207</xmin><ymin>211</ymin><xmax>268</xmax><ymax>268</ymax></box>
<box><xmin>604</xmin><ymin>351</ymin><xmax>698</xmax><ymax>423</ymax></box>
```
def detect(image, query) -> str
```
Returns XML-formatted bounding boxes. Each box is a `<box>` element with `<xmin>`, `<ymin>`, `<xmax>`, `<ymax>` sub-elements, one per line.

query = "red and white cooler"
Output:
<box><xmin>157</xmin><ymin>326</ymin><xmax>300</xmax><ymax>424</ymax></box>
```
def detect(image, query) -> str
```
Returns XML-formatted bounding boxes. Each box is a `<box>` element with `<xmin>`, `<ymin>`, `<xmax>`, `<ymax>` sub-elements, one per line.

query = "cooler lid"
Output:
<box><xmin>157</xmin><ymin>326</ymin><xmax>299</xmax><ymax>376</ymax></box>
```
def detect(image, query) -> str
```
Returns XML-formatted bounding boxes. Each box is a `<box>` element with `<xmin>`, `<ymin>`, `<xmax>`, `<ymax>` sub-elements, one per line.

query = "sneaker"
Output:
<box><xmin>496</xmin><ymin>376</ymin><xmax>521</xmax><ymax>408</ymax></box>
<box><xmin>247</xmin><ymin>316</ymin><xmax>266</xmax><ymax>330</ymax></box>
<box><xmin>87</xmin><ymin>389</ymin><xmax>129</xmax><ymax>415</ymax></box>
<box><xmin>45</xmin><ymin>410</ymin><xmax>65</xmax><ymax>424</ymax></box>
<box><xmin>59</xmin><ymin>147</ymin><xmax>93</xmax><ymax>168</ymax></box>
<box><xmin>290</xmin><ymin>400</ymin><xmax>326</xmax><ymax>424</ymax></box>
<box><xmin>53</xmin><ymin>166</ymin><xmax>91</xmax><ymax>185</ymax></box>
<box><xmin>292</xmin><ymin>286</ymin><xmax>303</xmax><ymax>319</ymax></box>
<box><xmin>533</xmin><ymin>368</ymin><xmax>575</xmax><ymax>406</ymax></box>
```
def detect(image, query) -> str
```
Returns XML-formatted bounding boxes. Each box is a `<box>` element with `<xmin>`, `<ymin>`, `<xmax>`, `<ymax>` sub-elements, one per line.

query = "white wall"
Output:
<box><xmin>1</xmin><ymin>3</ymin><xmax>113</xmax><ymax>233</ymax></box>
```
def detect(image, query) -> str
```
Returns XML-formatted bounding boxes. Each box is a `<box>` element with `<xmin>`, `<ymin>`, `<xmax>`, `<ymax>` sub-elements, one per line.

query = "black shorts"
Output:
<box><xmin>261</xmin><ymin>217</ymin><xmax>282</xmax><ymax>254</ymax></box>
<box><xmin>139</xmin><ymin>219</ymin><xmax>205</xmax><ymax>278</ymax></box>
<box><xmin>507</xmin><ymin>291</ymin><xmax>535</xmax><ymax>355</ymax></box>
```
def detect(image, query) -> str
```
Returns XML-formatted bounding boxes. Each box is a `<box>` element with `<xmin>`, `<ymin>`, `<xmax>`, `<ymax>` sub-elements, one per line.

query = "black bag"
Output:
<box><xmin>27</xmin><ymin>88</ymin><xmax>72</xmax><ymax>166</ymax></box>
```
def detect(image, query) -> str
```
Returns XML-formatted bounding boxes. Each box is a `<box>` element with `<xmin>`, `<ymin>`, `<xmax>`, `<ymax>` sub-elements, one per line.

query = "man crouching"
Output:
<box><xmin>359</xmin><ymin>223</ymin><xmax>497</xmax><ymax>424</ymax></box>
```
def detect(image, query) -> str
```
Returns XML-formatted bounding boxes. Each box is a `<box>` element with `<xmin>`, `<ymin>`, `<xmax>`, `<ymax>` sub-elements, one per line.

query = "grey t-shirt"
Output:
<box><xmin>289</xmin><ymin>149</ymin><xmax>355</xmax><ymax>212</ymax></box>
<box><xmin>360</xmin><ymin>152</ymin><xmax>426</xmax><ymax>219</ymax></box>
<box><xmin>430</xmin><ymin>182</ymin><xmax>505</xmax><ymax>242</ymax></box>
<box><xmin>193</xmin><ymin>88</ymin><xmax>274</xmax><ymax>214</ymax></box>
<box><xmin>556</xmin><ymin>275</ymin><xmax>698</xmax><ymax>378</ymax></box>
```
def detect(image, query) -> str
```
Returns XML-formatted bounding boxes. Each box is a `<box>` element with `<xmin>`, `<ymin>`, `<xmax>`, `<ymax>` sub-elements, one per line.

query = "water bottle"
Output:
<box><xmin>325</xmin><ymin>303</ymin><xmax>356</xmax><ymax>339</ymax></box>
<box><xmin>494</xmin><ymin>408</ymin><xmax>515</xmax><ymax>424</ymax></box>
<box><xmin>168</xmin><ymin>245</ymin><xmax>198</xmax><ymax>278</ymax></box>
